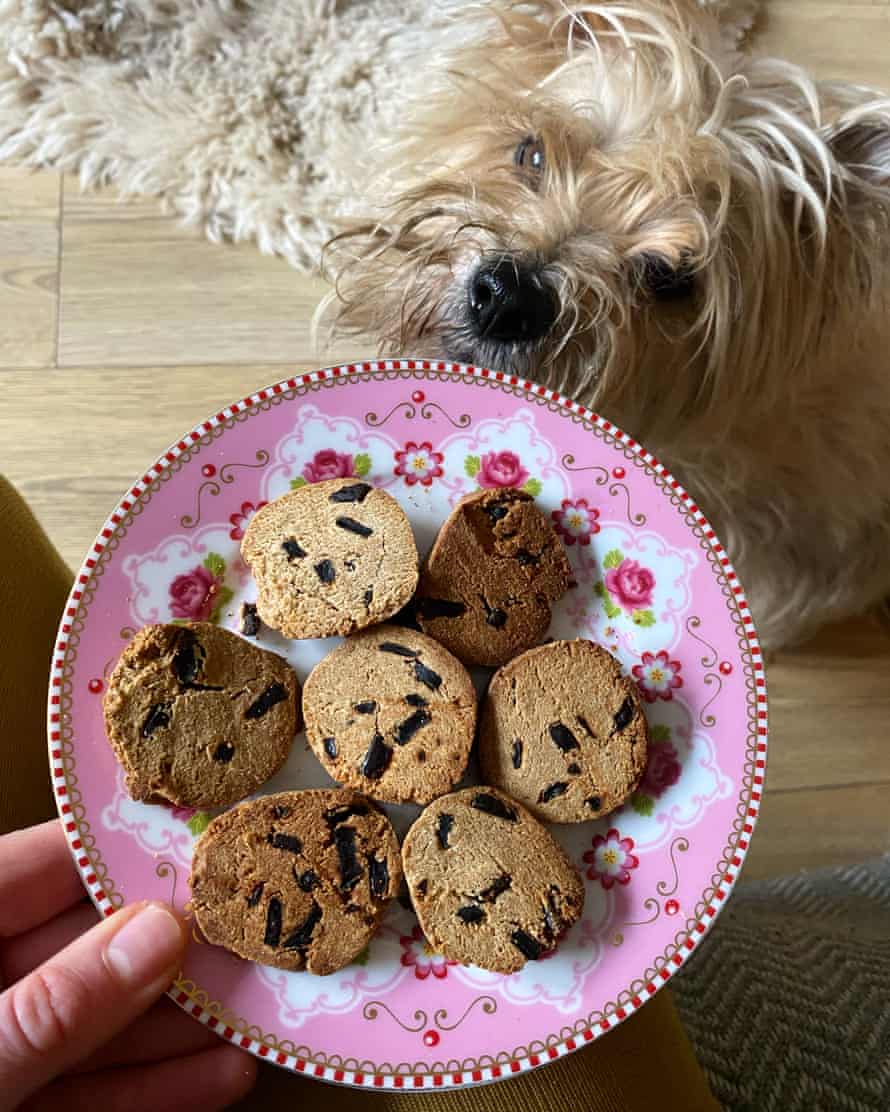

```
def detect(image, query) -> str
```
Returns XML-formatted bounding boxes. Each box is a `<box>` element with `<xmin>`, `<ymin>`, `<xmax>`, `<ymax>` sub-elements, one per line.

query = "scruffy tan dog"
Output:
<box><xmin>320</xmin><ymin>0</ymin><xmax>890</xmax><ymax>649</ymax></box>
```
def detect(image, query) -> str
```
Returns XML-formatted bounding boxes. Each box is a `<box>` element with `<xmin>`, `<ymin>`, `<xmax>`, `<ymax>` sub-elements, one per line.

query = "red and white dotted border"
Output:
<box><xmin>47</xmin><ymin>358</ymin><xmax>767</xmax><ymax>1091</ymax></box>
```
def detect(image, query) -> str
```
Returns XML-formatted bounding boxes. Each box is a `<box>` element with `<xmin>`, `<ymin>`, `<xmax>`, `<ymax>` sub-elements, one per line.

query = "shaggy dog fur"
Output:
<box><xmin>321</xmin><ymin>0</ymin><xmax>890</xmax><ymax>649</ymax></box>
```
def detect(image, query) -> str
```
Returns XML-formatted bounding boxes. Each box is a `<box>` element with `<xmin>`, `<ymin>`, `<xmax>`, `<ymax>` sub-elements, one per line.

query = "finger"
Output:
<box><xmin>2</xmin><ymin>903</ymin><xmax>217</xmax><ymax>1071</ymax></box>
<box><xmin>72</xmin><ymin>996</ymin><xmax>219</xmax><ymax>1071</ymax></box>
<box><xmin>2</xmin><ymin>902</ymin><xmax>96</xmax><ymax>988</ymax></box>
<box><xmin>0</xmin><ymin>822</ymin><xmax>86</xmax><ymax>938</ymax></box>
<box><xmin>0</xmin><ymin>900</ymin><xmax>188</xmax><ymax>1108</ymax></box>
<box><xmin>22</xmin><ymin>1042</ymin><xmax>258</xmax><ymax>1112</ymax></box>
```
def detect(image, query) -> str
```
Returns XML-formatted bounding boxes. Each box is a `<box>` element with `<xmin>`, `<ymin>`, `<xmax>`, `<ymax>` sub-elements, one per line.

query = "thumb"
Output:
<box><xmin>0</xmin><ymin>900</ymin><xmax>188</xmax><ymax>1108</ymax></box>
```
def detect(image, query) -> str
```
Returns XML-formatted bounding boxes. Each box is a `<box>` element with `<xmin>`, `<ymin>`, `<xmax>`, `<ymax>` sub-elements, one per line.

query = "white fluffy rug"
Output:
<box><xmin>0</xmin><ymin>0</ymin><xmax>756</xmax><ymax>272</ymax></box>
<box><xmin>0</xmin><ymin>0</ymin><xmax>478</xmax><ymax>268</ymax></box>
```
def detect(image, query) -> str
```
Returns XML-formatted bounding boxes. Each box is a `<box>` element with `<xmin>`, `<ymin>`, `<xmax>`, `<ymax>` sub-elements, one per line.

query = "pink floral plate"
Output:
<box><xmin>48</xmin><ymin>359</ymin><xmax>767</xmax><ymax>1093</ymax></box>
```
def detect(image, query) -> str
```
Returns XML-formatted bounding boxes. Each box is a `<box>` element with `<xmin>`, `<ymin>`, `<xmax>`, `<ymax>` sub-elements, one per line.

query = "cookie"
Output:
<box><xmin>415</xmin><ymin>487</ymin><xmax>572</xmax><ymax>667</ymax></box>
<box><xmin>103</xmin><ymin>622</ymin><xmax>300</xmax><ymax>809</ymax></box>
<box><xmin>478</xmin><ymin>639</ymin><xmax>648</xmax><ymax>823</ymax></box>
<box><xmin>241</xmin><ymin>478</ymin><xmax>419</xmax><ymax>639</ymax></box>
<box><xmin>189</xmin><ymin>789</ymin><xmax>402</xmax><ymax>975</ymax></box>
<box><xmin>302</xmin><ymin>625</ymin><xmax>477</xmax><ymax>804</ymax></box>
<box><xmin>402</xmin><ymin>786</ymin><xmax>584</xmax><ymax>974</ymax></box>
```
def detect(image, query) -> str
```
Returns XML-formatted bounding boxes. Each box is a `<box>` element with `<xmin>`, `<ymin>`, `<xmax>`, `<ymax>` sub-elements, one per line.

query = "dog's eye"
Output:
<box><xmin>640</xmin><ymin>254</ymin><xmax>696</xmax><ymax>302</ymax></box>
<box><xmin>514</xmin><ymin>136</ymin><xmax>545</xmax><ymax>181</ymax></box>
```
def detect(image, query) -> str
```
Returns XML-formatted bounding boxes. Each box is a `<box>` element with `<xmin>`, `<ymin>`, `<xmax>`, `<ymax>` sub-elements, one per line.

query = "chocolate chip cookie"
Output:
<box><xmin>103</xmin><ymin>622</ymin><xmax>300</xmax><ymax>809</ymax></box>
<box><xmin>478</xmin><ymin>639</ymin><xmax>648</xmax><ymax>823</ymax></box>
<box><xmin>415</xmin><ymin>487</ymin><xmax>572</xmax><ymax>667</ymax></box>
<box><xmin>189</xmin><ymin>789</ymin><xmax>401</xmax><ymax>975</ymax></box>
<box><xmin>402</xmin><ymin>786</ymin><xmax>585</xmax><ymax>974</ymax></box>
<box><xmin>302</xmin><ymin>625</ymin><xmax>476</xmax><ymax>804</ymax></box>
<box><xmin>241</xmin><ymin>478</ymin><xmax>419</xmax><ymax>640</ymax></box>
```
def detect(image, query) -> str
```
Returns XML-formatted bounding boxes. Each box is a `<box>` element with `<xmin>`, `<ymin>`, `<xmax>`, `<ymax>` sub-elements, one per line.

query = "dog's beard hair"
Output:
<box><xmin>320</xmin><ymin>2</ymin><xmax>890</xmax><ymax>427</ymax></box>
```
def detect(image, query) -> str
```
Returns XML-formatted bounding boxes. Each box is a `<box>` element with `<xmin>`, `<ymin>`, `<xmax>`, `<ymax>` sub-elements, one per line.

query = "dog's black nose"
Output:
<box><xmin>468</xmin><ymin>262</ymin><xmax>556</xmax><ymax>343</ymax></box>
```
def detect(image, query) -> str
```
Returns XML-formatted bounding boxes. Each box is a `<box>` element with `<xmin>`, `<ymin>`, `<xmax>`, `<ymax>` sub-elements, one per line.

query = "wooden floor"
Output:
<box><xmin>1</xmin><ymin>1</ymin><xmax>889</xmax><ymax>879</ymax></box>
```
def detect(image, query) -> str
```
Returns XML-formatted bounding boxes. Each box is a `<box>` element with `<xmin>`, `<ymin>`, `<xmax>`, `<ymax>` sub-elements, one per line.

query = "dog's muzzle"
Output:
<box><xmin>468</xmin><ymin>261</ymin><xmax>556</xmax><ymax>345</ymax></box>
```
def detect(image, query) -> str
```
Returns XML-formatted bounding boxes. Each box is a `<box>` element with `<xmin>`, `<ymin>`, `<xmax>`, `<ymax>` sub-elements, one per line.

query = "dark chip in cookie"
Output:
<box><xmin>416</xmin><ymin>598</ymin><xmax>467</xmax><ymax>620</ymax></box>
<box><xmin>379</xmin><ymin>642</ymin><xmax>418</xmax><ymax>658</ymax></box>
<box><xmin>141</xmin><ymin>702</ymin><xmax>172</xmax><ymax>738</ymax></box>
<box><xmin>268</xmin><ymin>832</ymin><xmax>303</xmax><ymax>854</ymax></box>
<box><xmin>239</xmin><ymin>602</ymin><xmax>261</xmax><ymax>637</ymax></box>
<box><xmin>360</xmin><ymin>734</ymin><xmax>392</xmax><ymax>780</ymax></box>
<box><xmin>329</xmin><ymin>482</ymin><xmax>372</xmax><ymax>504</ymax></box>
<box><xmin>436</xmin><ymin>813</ymin><xmax>454</xmax><ymax>849</ymax></box>
<box><xmin>369</xmin><ymin>856</ymin><xmax>389</xmax><ymax>898</ymax></box>
<box><xmin>245</xmin><ymin>682</ymin><xmax>289</xmax><ymax>720</ymax></box>
<box><xmin>172</xmin><ymin>628</ymin><xmax>206</xmax><ymax>687</ymax></box>
<box><xmin>213</xmin><ymin>741</ymin><xmax>235</xmax><ymax>763</ymax></box>
<box><xmin>282</xmin><ymin>902</ymin><xmax>323</xmax><ymax>950</ymax></box>
<box><xmin>412</xmin><ymin>660</ymin><xmax>442</xmax><ymax>691</ymax></box>
<box><xmin>336</xmin><ymin>516</ymin><xmax>374</xmax><ymax>538</ymax></box>
<box><xmin>470</xmin><ymin>791</ymin><xmax>517</xmax><ymax>822</ymax></box>
<box><xmin>395</xmin><ymin>709</ymin><xmax>431</xmax><ymax>744</ymax></box>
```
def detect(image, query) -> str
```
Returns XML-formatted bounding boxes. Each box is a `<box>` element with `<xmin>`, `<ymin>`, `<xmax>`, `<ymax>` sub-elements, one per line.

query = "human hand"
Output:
<box><xmin>0</xmin><ymin>820</ymin><xmax>257</xmax><ymax>1110</ymax></box>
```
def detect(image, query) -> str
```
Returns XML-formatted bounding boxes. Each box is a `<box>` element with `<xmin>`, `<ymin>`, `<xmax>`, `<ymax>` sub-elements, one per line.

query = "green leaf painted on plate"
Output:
<box><xmin>203</xmin><ymin>552</ymin><xmax>226</xmax><ymax>578</ymax></box>
<box><xmin>351</xmin><ymin>945</ymin><xmax>370</xmax><ymax>967</ymax></box>
<box><xmin>187</xmin><ymin>812</ymin><xmax>211</xmax><ymax>837</ymax></box>
<box><xmin>464</xmin><ymin>455</ymin><xmax>480</xmax><ymax>478</ymax></box>
<box><xmin>650</xmin><ymin>724</ymin><xmax>671</xmax><ymax>744</ymax></box>
<box><xmin>353</xmin><ymin>453</ymin><xmax>371</xmax><ymax>477</ymax></box>
<box><xmin>289</xmin><ymin>476</ymin><xmax>307</xmax><ymax>490</ymax></box>
<box><xmin>594</xmin><ymin>581</ymin><xmax>622</xmax><ymax>619</ymax></box>
<box><xmin>631</xmin><ymin>609</ymin><xmax>656</xmax><ymax>628</ymax></box>
<box><xmin>603</xmin><ymin>549</ymin><xmax>623</xmax><ymax>569</ymax></box>
<box><xmin>630</xmin><ymin>793</ymin><xmax>655</xmax><ymax>817</ymax></box>
<box><xmin>522</xmin><ymin>477</ymin><xmax>543</xmax><ymax>497</ymax></box>
<box><xmin>210</xmin><ymin>586</ymin><xmax>234</xmax><ymax>625</ymax></box>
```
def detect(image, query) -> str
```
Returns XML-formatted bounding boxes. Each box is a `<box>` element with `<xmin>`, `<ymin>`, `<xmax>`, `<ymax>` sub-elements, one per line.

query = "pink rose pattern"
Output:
<box><xmin>640</xmin><ymin>741</ymin><xmax>682</xmax><ymax>797</ymax></box>
<box><xmin>302</xmin><ymin>449</ymin><xmax>356</xmax><ymax>484</ymax></box>
<box><xmin>165</xmin><ymin>803</ymin><xmax>197</xmax><ymax>823</ymax></box>
<box><xmin>477</xmin><ymin>450</ymin><xmax>529</xmax><ymax>489</ymax></box>
<box><xmin>551</xmin><ymin>498</ymin><xmax>600</xmax><ymax>546</ymax></box>
<box><xmin>605</xmin><ymin>558</ymin><xmax>656</xmax><ymax>612</ymax></box>
<box><xmin>169</xmin><ymin>565</ymin><xmax>223</xmax><ymax>621</ymax></box>
<box><xmin>393</xmin><ymin>442</ymin><xmax>444</xmax><ymax>487</ymax></box>
<box><xmin>399</xmin><ymin>926</ymin><xmax>457</xmax><ymax>980</ymax></box>
<box><xmin>583</xmin><ymin>829</ymin><xmax>639</xmax><ymax>890</ymax></box>
<box><xmin>632</xmin><ymin>650</ymin><xmax>684</xmax><ymax>702</ymax></box>
<box><xmin>628</xmin><ymin>725</ymin><xmax>683</xmax><ymax>815</ymax></box>
<box><xmin>228</xmin><ymin>500</ymin><xmax>267</xmax><ymax>541</ymax></box>
<box><xmin>160</xmin><ymin>801</ymin><xmax>210</xmax><ymax>836</ymax></box>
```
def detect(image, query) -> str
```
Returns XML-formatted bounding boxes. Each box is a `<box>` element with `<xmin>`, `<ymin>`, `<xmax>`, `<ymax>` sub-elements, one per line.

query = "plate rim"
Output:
<box><xmin>47</xmin><ymin>357</ymin><xmax>768</xmax><ymax>1092</ymax></box>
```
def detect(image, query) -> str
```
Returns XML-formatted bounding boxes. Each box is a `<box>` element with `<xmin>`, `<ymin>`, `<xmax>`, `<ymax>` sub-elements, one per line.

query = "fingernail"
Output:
<box><xmin>105</xmin><ymin>902</ymin><xmax>185</xmax><ymax>987</ymax></box>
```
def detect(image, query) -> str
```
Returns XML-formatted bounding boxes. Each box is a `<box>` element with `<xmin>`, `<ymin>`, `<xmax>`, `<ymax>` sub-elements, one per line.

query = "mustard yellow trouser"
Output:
<box><xmin>0</xmin><ymin>475</ymin><xmax>718</xmax><ymax>1111</ymax></box>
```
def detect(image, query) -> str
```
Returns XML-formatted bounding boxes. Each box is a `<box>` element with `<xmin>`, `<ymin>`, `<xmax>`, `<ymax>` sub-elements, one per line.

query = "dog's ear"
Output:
<box><xmin>827</xmin><ymin>112</ymin><xmax>890</xmax><ymax>193</ymax></box>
